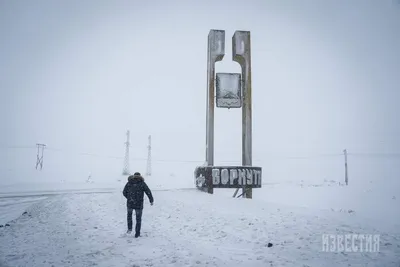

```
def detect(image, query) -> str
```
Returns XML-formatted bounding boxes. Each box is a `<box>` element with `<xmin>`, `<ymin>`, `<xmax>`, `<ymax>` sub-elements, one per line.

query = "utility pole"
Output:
<box><xmin>122</xmin><ymin>130</ymin><xmax>130</xmax><ymax>175</ymax></box>
<box><xmin>146</xmin><ymin>135</ymin><xmax>152</xmax><ymax>176</ymax></box>
<box><xmin>344</xmin><ymin>149</ymin><xmax>348</xmax><ymax>185</ymax></box>
<box><xmin>35</xmin><ymin>143</ymin><xmax>46</xmax><ymax>170</ymax></box>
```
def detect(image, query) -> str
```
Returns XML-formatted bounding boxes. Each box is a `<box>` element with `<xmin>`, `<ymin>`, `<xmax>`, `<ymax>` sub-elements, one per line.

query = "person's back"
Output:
<box><xmin>123</xmin><ymin>172</ymin><xmax>153</xmax><ymax>237</ymax></box>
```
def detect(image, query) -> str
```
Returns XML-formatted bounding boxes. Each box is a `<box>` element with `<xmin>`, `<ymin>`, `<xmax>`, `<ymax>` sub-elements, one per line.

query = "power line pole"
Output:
<box><xmin>344</xmin><ymin>149</ymin><xmax>348</xmax><ymax>185</ymax></box>
<box><xmin>122</xmin><ymin>130</ymin><xmax>130</xmax><ymax>175</ymax></box>
<box><xmin>35</xmin><ymin>143</ymin><xmax>46</xmax><ymax>170</ymax></box>
<box><xmin>146</xmin><ymin>135</ymin><xmax>152</xmax><ymax>176</ymax></box>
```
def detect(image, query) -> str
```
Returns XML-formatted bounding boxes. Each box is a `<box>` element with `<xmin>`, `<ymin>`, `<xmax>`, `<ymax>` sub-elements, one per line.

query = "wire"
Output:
<box><xmin>348</xmin><ymin>152</ymin><xmax>400</xmax><ymax>158</ymax></box>
<box><xmin>2</xmin><ymin>145</ymin><xmax>400</xmax><ymax>162</ymax></box>
<box><xmin>0</xmin><ymin>145</ymin><xmax>37</xmax><ymax>149</ymax></box>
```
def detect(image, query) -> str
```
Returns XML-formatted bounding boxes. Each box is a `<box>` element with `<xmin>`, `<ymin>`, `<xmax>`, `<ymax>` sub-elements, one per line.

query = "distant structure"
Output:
<box><xmin>35</xmin><ymin>143</ymin><xmax>46</xmax><ymax>170</ymax></box>
<box><xmin>146</xmin><ymin>135</ymin><xmax>152</xmax><ymax>176</ymax></box>
<box><xmin>122</xmin><ymin>130</ymin><xmax>130</xmax><ymax>175</ymax></box>
<box><xmin>344</xmin><ymin>149</ymin><xmax>348</xmax><ymax>186</ymax></box>
<box><xmin>86</xmin><ymin>172</ymin><xmax>92</xmax><ymax>183</ymax></box>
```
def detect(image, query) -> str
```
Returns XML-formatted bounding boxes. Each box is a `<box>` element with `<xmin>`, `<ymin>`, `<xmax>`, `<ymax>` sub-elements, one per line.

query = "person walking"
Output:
<box><xmin>122</xmin><ymin>172</ymin><xmax>154</xmax><ymax>237</ymax></box>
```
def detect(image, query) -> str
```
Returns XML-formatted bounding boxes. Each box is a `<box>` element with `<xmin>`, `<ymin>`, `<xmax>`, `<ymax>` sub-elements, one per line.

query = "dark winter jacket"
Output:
<box><xmin>123</xmin><ymin>175</ymin><xmax>154</xmax><ymax>209</ymax></box>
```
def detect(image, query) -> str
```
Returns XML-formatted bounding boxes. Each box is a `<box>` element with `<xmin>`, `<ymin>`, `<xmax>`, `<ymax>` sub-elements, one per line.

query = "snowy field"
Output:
<box><xmin>0</xmin><ymin>176</ymin><xmax>399</xmax><ymax>267</ymax></box>
<box><xmin>0</xmin><ymin>196</ymin><xmax>48</xmax><ymax>226</ymax></box>
<box><xmin>0</xmin><ymin>183</ymin><xmax>118</xmax><ymax>226</ymax></box>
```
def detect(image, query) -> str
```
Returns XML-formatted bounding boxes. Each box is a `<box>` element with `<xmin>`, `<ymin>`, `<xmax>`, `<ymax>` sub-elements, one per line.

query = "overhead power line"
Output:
<box><xmin>2</xmin><ymin>145</ymin><xmax>400</xmax><ymax>163</ymax></box>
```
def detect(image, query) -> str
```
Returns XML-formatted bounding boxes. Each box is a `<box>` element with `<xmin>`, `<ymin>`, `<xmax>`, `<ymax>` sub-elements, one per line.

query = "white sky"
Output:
<box><xmin>1</xmin><ymin>0</ymin><xmax>399</xmax><ymax>184</ymax></box>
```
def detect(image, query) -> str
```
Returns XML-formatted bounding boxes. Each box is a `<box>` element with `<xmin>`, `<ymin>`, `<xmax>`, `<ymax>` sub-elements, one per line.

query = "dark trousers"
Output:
<box><xmin>127</xmin><ymin>208</ymin><xmax>143</xmax><ymax>233</ymax></box>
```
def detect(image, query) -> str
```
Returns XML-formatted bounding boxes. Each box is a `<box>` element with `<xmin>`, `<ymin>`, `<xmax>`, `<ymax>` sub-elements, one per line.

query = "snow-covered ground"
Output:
<box><xmin>0</xmin><ymin>182</ymin><xmax>118</xmax><ymax>226</ymax></box>
<box><xmin>0</xmin><ymin>176</ymin><xmax>399</xmax><ymax>267</ymax></box>
<box><xmin>246</xmin><ymin>181</ymin><xmax>400</xmax><ymax>234</ymax></box>
<box><xmin>0</xmin><ymin>196</ymin><xmax>48</xmax><ymax>226</ymax></box>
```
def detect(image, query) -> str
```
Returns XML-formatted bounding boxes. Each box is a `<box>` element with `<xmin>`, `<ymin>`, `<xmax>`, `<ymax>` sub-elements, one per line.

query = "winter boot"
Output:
<box><xmin>135</xmin><ymin>232</ymin><xmax>140</xmax><ymax>238</ymax></box>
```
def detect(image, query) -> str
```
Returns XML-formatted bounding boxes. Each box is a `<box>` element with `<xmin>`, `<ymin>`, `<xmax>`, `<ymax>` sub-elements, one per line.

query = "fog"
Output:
<box><xmin>1</xmin><ymin>0</ymin><xmax>399</xmax><ymax>188</ymax></box>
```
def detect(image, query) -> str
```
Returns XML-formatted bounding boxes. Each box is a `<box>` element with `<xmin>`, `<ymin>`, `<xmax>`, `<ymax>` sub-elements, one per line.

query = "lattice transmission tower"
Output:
<box><xmin>35</xmin><ymin>143</ymin><xmax>46</xmax><ymax>170</ymax></box>
<box><xmin>146</xmin><ymin>135</ymin><xmax>152</xmax><ymax>176</ymax></box>
<box><xmin>122</xmin><ymin>130</ymin><xmax>130</xmax><ymax>175</ymax></box>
